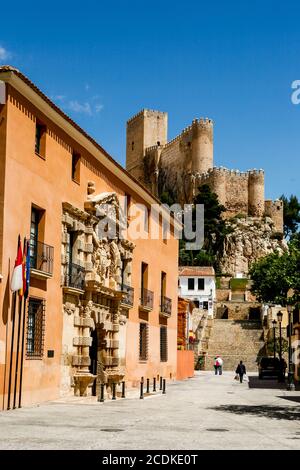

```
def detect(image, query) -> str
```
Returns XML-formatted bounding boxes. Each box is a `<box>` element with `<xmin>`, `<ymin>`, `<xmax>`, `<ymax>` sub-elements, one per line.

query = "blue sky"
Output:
<box><xmin>1</xmin><ymin>0</ymin><xmax>300</xmax><ymax>199</ymax></box>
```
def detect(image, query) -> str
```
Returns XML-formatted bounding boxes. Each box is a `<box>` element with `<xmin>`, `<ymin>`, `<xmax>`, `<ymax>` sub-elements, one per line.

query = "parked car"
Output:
<box><xmin>258</xmin><ymin>357</ymin><xmax>283</xmax><ymax>379</ymax></box>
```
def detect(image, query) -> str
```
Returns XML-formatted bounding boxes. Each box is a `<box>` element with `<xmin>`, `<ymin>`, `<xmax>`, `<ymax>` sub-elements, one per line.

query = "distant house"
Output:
<box><xmin>178</xmin><ymin>267</ymin><xmax>216</xmax><ymax>317</ymax></box>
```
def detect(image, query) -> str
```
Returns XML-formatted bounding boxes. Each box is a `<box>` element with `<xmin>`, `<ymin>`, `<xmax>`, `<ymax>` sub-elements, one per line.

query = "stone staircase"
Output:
<box><xmin>204</xmin><ymin>319</ymin><xmax>265</xmax><ymax>372</ymax></box>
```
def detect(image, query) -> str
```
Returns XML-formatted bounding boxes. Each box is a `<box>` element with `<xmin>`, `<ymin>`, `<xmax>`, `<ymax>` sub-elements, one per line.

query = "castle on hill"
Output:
<box><xmin>125</xmin><ymin>109</ymin><xmax>283</xmax><ymax>234</ymax></box>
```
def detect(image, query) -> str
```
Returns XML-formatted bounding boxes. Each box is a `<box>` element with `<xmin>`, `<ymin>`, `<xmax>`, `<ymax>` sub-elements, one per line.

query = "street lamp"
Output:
<box><xmin>287</xmin><ymin>304</ymin><xmax>296</xmax><ymax>391</ymax></box>
<box><xmin>272</xmin><ymin>319</ymin><xmax>277</xmax><ymax>361</ymax></box>
<box><xmin>277</xmin><ymin>311</ymin><xmax>284</xmax><ymax>382</ymax></box>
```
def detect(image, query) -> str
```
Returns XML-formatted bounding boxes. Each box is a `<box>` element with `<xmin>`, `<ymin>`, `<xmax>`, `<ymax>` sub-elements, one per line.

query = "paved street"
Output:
<box><xmin>1</xmin><ymin>371</ymin><xmax>300</xmax><ymax>450</ymax></box>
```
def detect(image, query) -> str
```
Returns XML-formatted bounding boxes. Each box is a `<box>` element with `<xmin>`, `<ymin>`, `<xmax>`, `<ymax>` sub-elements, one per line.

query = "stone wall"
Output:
<box><xmin>126</xmin><ymin>109</ymin><xmax>283</xmax><ymax>232</ymax></box>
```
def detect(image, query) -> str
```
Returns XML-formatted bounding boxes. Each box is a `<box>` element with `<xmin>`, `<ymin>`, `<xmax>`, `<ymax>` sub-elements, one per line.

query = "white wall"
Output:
<box><xmin>178</xmin><ymin>276</ymin><xmax>216</xmax><ymax>316</ymax></box>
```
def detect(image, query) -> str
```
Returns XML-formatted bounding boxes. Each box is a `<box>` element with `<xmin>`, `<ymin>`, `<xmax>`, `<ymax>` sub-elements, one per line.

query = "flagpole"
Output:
<box><xmin>18</xmin><ymin>239</ymin><xmax>30</xmax><ymax>409</ymax></box>
<box><xmin>18</xmin><ymin>298</ymin><xmax>27</xmax><ymax>408</ymax></box>
<box><xmin>7</xmin><ymin>234</ymin><xmax>23</xmax><ymax>411</ymax></box>
<box><xmin>7</xmin><ymin>291</ymin><xmax>17</xmax><ymax>410</ymax></box>
<box><xmin>13</xmin><ymin>295</ymin><xmax>23</xmax><ymax>409</ymax></box>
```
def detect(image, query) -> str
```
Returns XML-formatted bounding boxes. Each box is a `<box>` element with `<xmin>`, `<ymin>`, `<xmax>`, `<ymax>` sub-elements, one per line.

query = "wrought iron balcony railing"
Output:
<box><xmin>30</xmin><ymin>241</ymin><xmax>54</xmax><ymax>276</ymax></box>
<box><xmin>120</xmin><ymin>283</ymin><xmax>134</xmax><ymax>307</ymax></box>
<box><xmin>140</xmin><ymin>288</ymin><xmax>154</xmax><ymax>310</ymax></box>
<box><xmin>160</xmin><ymin>296</ymin><xmax>172</xmax><ymax>316</ymax></box>
<box><xmin>65</xmin><ymin>263</ymin><xmax>85</xmax><ymax>290</ymax></box>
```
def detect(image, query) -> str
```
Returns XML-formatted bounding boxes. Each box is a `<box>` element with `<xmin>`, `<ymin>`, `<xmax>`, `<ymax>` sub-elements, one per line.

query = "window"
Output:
<box><xmin>131</xmin><ymin>141</ymin><xmax>134</xmax><ymax>151</ymax></box>
<box><xmin>125</xmin><ymin>193</ymin><xmax>131</xmax><ymax>224</ymax></box>
<box><xmin>160</xmin><ymin>326</ymin><xmax>168</xmax><ymax>362</ymax></box>
<box><xmin>144</xmin><ymin>207</ymin><xmax>149</xmax><ymax>233</ymax></box>
<box><xmin>141</xmin><ymin>262</ymin><xmax>148</xmax><ymax>292</ymax></box>
<box><xmin>65</xmin><ymin>231</ymin><xmax>84</xmax><ymax>289</ymax></box>
<box><xmin>30</xmin><ymin>206</ymin><xmax>45</xmax><ymax>268</ymax></box>
<box><xmin>188</xmin><ymin>278</ymin><xmax>195</xmax><ymax>290</ymax></box>
<box><xmin>140</xmin><ymin>262</ymin><xmax>153</xmax><ymax>308</ymax></box>
<box><xmin>26</xmin><ymin>298</ymin><xmax>45</xmax><ymax>358</ymax></box>
<box><xmin>162</xmin><ymin>217</ymin><xmax>169</xmax><ymax>244</ymax></box>
<box><xmin>198</xmin><ymin>278</ymin><xmax>205</xmax><ymax>290</ymax></box>
<box><xmin>203</xmin><ymin>301</ymin><xmax>208</xmax><ymax>310</ymax></box>
<box><xmin>161</xmin><ymin>272</ymin><xmax>166</xmax><ymax>298</ymax></box>
<box><xmin>72</xmin><ymin>151</ymin><xmax>81</xmax><ymax>183</ymax></box>
<box><xmin>139</xmin><ymin>323</ymin><xmax>148</xmax><ymax>361</ymax></box>
<box><xmin>35</xmin><ymin>121</ymin><xmax>46</xmax><ymax>157</ymax></box>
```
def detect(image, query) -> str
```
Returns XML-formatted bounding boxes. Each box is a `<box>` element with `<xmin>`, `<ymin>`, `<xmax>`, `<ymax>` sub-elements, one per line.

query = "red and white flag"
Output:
<box><xmin>11</xmin><ymin>235</ymin><xmax>23</xmax><ymax>293</ymax></box>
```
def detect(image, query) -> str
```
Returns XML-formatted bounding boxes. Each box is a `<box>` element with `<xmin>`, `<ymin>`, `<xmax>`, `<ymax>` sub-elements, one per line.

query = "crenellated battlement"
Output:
<box><xmin>126</xmin><ymin>108</ymin><xmax>167</xmax><ymax>124</ymax></box>
<box><xmin>125</xmin><ymin>108</ymin><xmax>282</xmax><ymax>232</ymax></box>
<box><xmin>145</xmin><ymin>144</ymin><xmax>160</xmax><ymax>154</ymax></box>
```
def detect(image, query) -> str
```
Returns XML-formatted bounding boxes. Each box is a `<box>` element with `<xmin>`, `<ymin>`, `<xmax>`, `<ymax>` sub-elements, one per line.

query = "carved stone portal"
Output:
<box><xmin>62</xmin><ymin>192</ymin><xmax>135</xmax><ymax>396</ymax></box>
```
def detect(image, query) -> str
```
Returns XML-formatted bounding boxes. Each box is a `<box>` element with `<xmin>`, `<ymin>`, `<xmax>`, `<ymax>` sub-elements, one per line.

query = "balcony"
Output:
<box><xmin>160</xmin><ymin>296</ymin><xmax>172</xmax><ymax>317</ymax></box>
<box><xmin>64</xmin><ymin>263</ymin><xmax>85</xmax><ymax>291</ymax></box>
<box><xmin>139</xmin><ymin>288</ymin><xmax>154</xmax><ymax>311</ymax></box>
<box><xmin>30</xmin><ymin>241</ymin><xmax>54</xmax><ymax>279</ymax></box>
<box><xmin>120</xmin><ymin>283</ymin><xmax>134</xmax><ymax>307</ymax></box>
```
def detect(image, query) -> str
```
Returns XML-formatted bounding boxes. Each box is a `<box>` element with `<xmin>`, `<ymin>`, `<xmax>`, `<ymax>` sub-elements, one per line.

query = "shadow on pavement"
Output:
<box><xmin>248</xmin><ymin>376</ymin><xmax>287</xmax><ymax>390</ymax></box>
<box><xmin>209</xmin><ymin>404</ymin><xmax>300</xmax><ymax>420</ymax></box>
<box><xmin>278</xmin><ymin>396</ymin><xmax>300</xmax><ymax>404</ymax></box>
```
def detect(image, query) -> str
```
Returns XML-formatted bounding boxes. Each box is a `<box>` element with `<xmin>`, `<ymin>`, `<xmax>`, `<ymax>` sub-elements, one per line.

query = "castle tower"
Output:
<box><xmin>265</xmin><ymin>199</ymin><xmax>284</xmax><ymax>233</ymax></box>
<box><xmin>248</xmin><ymin>170</ymin><xmax>265</xmax><ymax>217</ymax></box>
<box><xmin>126</xmin><ymin>109</ymin><xmax>168</xmax><ymax>180</ymax></box>
<box><xmin>211</xmin><ymin>168</ymin><xmax>227</xmax><ymax>207</ymax></box>
<box><xmin>191</xmin><ymin>118</ymin><xmax>214</xmax><ymax>173</ymax></box>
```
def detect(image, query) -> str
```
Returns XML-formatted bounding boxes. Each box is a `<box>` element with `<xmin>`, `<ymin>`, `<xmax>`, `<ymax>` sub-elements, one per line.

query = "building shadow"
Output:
<box><xmin>278</xmin><ymin>396</ymin><xmax>300</xmax><ymax>404</ymax></box>
<box><xmin>209</xmin><ymin>404</ymin><xmax>300</xmax><ymax>421</ymax></box>
<box><xmin>248</xmin><ymin>376</ymin><xmax>288</xmax><ymax>390</ymax></box>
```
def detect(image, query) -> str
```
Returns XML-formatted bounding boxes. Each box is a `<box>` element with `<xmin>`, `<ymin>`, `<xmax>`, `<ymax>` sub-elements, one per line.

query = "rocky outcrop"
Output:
<box><xmin>219</xmin><ymin>216</ymin><xmax>288</xmax><ymax>277</ymax></box>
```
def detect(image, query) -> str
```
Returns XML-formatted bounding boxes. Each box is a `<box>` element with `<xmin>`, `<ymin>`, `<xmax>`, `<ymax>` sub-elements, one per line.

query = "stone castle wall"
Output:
<box><xmin>126</xmin><ymin>109</ymin><xmax>283</xmax><ymax>232</ymax></box>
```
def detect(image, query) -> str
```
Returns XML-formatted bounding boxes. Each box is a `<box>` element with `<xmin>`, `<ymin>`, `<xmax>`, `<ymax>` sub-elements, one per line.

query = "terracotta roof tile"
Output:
<box><xmin>179</xmin><ymin>266</ymin><xmax>215</xmax><ymax>277</ymax></box>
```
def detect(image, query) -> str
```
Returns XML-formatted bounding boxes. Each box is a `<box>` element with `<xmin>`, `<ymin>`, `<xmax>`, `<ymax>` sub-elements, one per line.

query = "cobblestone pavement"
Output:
<box><xmin>1</xmin><ymin>371</ymin><xmax>300</xmax><ymax>450</ymax></box>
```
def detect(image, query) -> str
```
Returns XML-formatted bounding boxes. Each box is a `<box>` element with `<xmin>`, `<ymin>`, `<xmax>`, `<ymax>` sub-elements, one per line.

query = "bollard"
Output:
<box><xmin>140</xmin><ymin>380</ymin><xmax>144</xmax><ymax>399</ymax></box>
<box><xmin>98</xmin><ymin>383</ymin><xmax>105</xmax><ymax>403</ymax></box>
<box><xmin>146</xmin><ymin>378</ymin><xmax>150</xmax><ymax>394</ymax></box>
<box><xmin>162</xmin><ymin>378</ymin><xmax>166</xmax><ymax>395</ymax></box>
<box><xmin>112</xmin><ymin>382</ymin><xmax>116</xmax><ymax>400</ymax></box>
<box><xmin>153</xmin><ymin>377</ymin><xmax>156</xmax><ymax>392</ymax></box>
<box><xmin>160</xmin><ymin>376</ymin><xmax>163</xmax><ymax>390</ymax></box>
<box><xmin>121</xmin><ymin>381</ymin><xmax>125</xmax><ymax>398</ymax></box>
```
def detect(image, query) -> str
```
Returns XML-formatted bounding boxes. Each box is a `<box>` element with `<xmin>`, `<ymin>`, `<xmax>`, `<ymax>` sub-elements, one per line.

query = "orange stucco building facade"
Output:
<box><xmin>0</xmin><ymin>66</ymin><xmax>179</xmax><ymax>410</ymax></box>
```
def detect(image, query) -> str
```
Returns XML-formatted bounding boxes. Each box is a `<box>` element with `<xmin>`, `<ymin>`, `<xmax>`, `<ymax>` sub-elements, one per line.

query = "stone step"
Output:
<box><xmin>204</xmin><ymin>318</ymin><xmax>265</xmax><ymax>372</ymax></box>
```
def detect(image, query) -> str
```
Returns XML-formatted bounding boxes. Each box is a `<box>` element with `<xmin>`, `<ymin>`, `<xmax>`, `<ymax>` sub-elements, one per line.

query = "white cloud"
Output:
<box><xmin>0</xmin><ymin>45</ymin><xmax>10</xmax><ymax>62</ymax></box>
<box><xmin>68</xmin><ymin>100</ymin><xmax>93</xmax><ymax>115</ymax></box>
<box><xmin>52</xmin><ymin>95</ymin><xmax>66</xmax><ymax>102</ymax></box>
<box><xmin>95</xmin><ymin>103</ymin><xmax>104</xmax><ymax>113</ymax></box>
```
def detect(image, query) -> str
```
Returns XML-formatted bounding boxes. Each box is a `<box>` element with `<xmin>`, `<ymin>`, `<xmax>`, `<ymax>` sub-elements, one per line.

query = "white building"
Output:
<box><xmin>178</xmin><ymin>267</ymin><xmax>216</xmax><ymax>317</ymax></box>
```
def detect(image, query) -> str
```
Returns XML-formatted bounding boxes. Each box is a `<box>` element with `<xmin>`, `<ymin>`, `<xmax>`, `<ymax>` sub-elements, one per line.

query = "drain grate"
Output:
<box><xmin>206</xmin><ymin>428</ymin><xmax>229</xmax><ymax>432</ymax></box>
<box><xmin>100</xmin><ymin>428</ymin><xmax>125</xmax><ymax>432</ymax></box>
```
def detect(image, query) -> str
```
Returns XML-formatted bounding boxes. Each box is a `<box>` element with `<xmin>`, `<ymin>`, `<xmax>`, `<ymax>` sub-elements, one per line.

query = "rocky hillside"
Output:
<box><xmin>218</xmin><ymin>216</ymin><xmax>288</xmax><ymax>277</ymax></box>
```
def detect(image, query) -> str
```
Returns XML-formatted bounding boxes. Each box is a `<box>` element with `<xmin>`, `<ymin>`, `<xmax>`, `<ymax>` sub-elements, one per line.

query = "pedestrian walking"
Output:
<box><xmin>236</xmin><ymin>360</ymin><xmax>246</xmax><ymax>383</ymax></box>
<box><xmin>214</xmin><ymin>355</ymin><xmax>223</xmax><ymax>375</ymax></box>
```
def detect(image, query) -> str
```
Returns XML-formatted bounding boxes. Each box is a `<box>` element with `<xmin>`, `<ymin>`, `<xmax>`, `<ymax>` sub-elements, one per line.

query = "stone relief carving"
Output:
<box><xmin>63</xmin><ymin>302</ymin><xmax>76</xmax><ymax>316</ymax></box>
<box><xmin>62</xmin><ymin>192</ymin><xmax>135</xmax><ymax>397</ymax></box>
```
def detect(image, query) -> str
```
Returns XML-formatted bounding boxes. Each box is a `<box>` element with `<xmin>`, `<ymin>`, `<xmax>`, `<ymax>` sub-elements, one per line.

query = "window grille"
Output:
<box><xmin>139</xmin><ymin>323</ymin><xmax>149</xmax><ymax>361</ymax></box>
<box><xmin>160</xmin><ymin>326</ymin><xmax>168</xmax><ymax>362</ymax></box>
<box><xmin>26</xmin><ymin>298</ymin><xmax>45</xmax><ymax>359</ymax></box>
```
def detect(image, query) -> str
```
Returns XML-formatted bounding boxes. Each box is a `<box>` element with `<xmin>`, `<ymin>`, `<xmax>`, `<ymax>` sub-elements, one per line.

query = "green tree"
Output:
<box><xmin>280</xmin><ymin>194</ymin><xmax>300</xmax><ymax>238</ymax></box>
<box><xmin>267</xmin><ymin>337</ymin><xmax>288</xmax><ymax>356</ymax></box>
<box><xmin>249</xmin><ymin>239</ymin><xmax>300</xmax><ymax>305</ymax></box>
<box><xmin>179</xmin><ymin>185</ymin><xmax>230</xmax><ymax>268</ymax></box>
